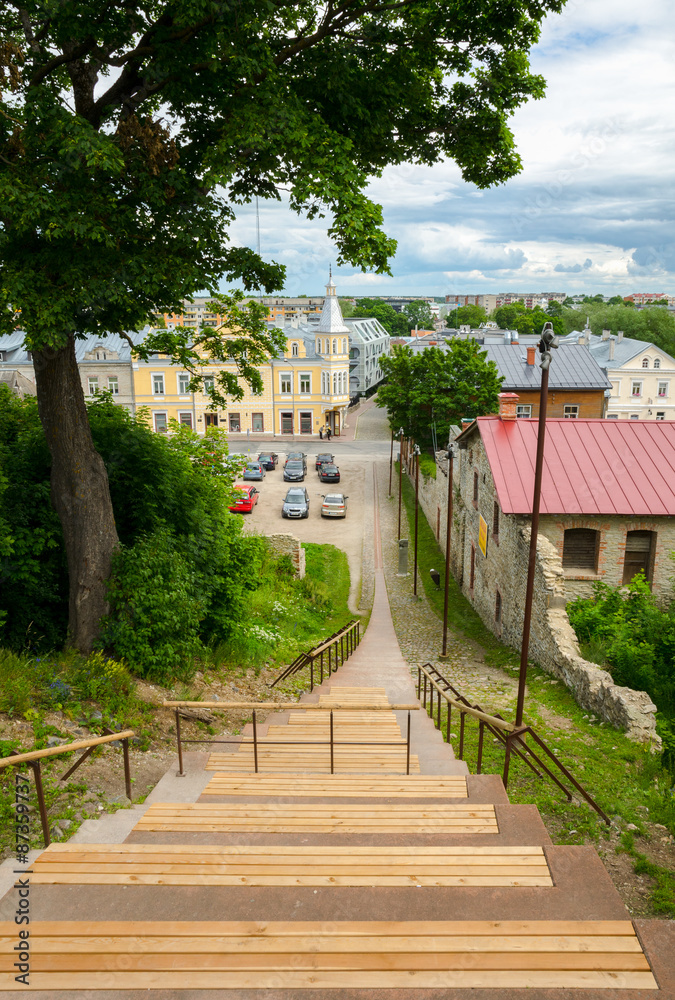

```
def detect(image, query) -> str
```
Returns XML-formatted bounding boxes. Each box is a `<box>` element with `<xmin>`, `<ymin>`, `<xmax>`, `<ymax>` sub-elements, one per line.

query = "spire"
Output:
<box><xmin>319</xmin><ymin>271</ymin><xmax>349</xmax><ymax>333</ymax></box>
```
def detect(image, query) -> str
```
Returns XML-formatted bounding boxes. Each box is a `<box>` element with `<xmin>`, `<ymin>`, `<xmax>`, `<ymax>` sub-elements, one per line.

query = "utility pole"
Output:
<box><xmin>397</xmin><ymin>427</ymin><xmax>404</xmax><ymax>539</ymax></box>
<box><xmin>413</xmin><ymin>443</ymin><xmax>421</xmax><ymax>597</ymax></box>
<box><xmin>440</xmin><ymin>443</ymin><xmax>455</xmax><ymax>658</ymax></box>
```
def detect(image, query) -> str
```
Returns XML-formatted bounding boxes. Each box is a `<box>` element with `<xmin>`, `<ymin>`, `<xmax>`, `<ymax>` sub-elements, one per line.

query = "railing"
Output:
<box><xmin>418</xmin><ymin>664</ymin><xmax>610</xmax><ymax>825</ymax></box>
<box><xmin>269</xmin><ymin>619</ymin><xmax>361</xmax><ymax>690</ymax></box>
<box><xmin>163</xmin><ymin>700</ymin><xmax>419</xmax><ymax>776</ymax></box>
<box><xmin>0</xmin><ymin>729</ymin><xmax>135</xmax><ymax>846</ymax></box>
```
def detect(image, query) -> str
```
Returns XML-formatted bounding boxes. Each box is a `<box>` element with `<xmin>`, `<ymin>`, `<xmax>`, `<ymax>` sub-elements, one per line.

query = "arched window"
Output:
<box><xmin>316</xmin><ymin>340</ymin><xmax>321</xmax><ymax>355</ymax></box>
<box><xmin>654</xmin><ymin>358</ymin><xmax>661</xmax><ymax>369</ymax></box>
<box><xmin>325</xmin><ymin>339</ymin><xmax>330</xmax><ymax>354</ymax></box>
<box><xmin>333</xmin><ymin>372</ymin><xmax>337</xmax><ymax>394</ymax></box>
<box><xmin>642</xmin><ymin>358</ymin><xmax>649</xmax><ymax>368</ymax></box>
<box><xmin>332</xmin><ymin>338</ymin><xmax>337</xmax><ymax>354</ymax></box>
<box><xmin>291</xmin><ymin>342</ymin><xmax>298</xmax><ymax>356</ymax></box>
<box><xmin>342</xmin><ymin>338</ymin><xmax>347</xmax><ymax>354</ymax></box>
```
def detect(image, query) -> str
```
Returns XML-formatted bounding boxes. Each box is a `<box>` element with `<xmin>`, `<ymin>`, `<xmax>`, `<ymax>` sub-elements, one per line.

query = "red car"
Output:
<box><xmin>228</xmin><ymin>484</ymin><xmax>259</xmax><ymax>513</ymax></box>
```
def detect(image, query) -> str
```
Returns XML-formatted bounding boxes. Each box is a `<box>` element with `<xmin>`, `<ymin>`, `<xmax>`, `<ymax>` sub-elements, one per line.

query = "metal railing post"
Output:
<box><xmin>436</xmin><ymin>689</ymin><xmax>441</xmax><ymax>730</ymax></box>
<box><xmin>320</xmin><ymin>650</ymin><xmax>324</xmax><ymax>683</ymax></box>
<box><xmin>330</xmin><ymin>710</ymin><xmax>334</xmax><ymax>774</ymax></box>
<box><xmin>503</xmin><ymin>733</ymin><xmax>513</xmax><ymax>789</ymax></box>
<box><xmin>310</xmin><ymin>657</ymin><xmax>314</xmax><ymax>692</ymax></box>
<box><xmin>417</xmin><ymin>666</ymin><xmax>421</xmax><ymax>699</ymax></box>
<box><xmin>252</xmin><ymin>710</ymin><xmax>258</xmax><ymax>773</ymax></box>
<box><xmin>423</xmin><ymin>673</ymin><xmax>427</xmax><ymax>708</ymax></box>
<box><xmin>477</xmin><ymin>720</ymin><xmax>484</xmax><ymax>774</ymax></box>
<box><xmin>29</xmin><ymin>760</ymin><xmax>50</xmax><ymax>847</ymax></box>
<box><xmin>122</xmin><ymin>738</ymin><xmax>132</xmax><ymax>800</ymax></box>
<box><xmin>459</xmin><ymin>711</ymin><xmax>466</xmax><ymax>759</ymax></box>
<box><xmin>406</xmin><ymin>711</ymin><xmax>411</xmax><ymax>775</ymax></box>
<box><xmin>328</xmin><ymin>644</ymin><xmax>332</xmax><ymax>674</ymax></box>
<box><xmin>175</xmin><ymin>709</ymin><xmax>184</xmax><ymax>776</ymax></box>
<box><xmin>446</xmin><ymin>699</ymin><xmax>451</xmax><ymax>742</ymax></box>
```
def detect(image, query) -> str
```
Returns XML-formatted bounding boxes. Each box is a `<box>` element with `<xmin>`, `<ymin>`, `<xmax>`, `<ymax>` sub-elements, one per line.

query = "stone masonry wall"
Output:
<box><xmin>266</xmin><ymin>533</ymin><xmax>306</xmax><ymax>579</ymax></box>
<box><xmin>416</xmin><ymin>431</ymin><xmax>659</xmax><ymax>744</ymax></box>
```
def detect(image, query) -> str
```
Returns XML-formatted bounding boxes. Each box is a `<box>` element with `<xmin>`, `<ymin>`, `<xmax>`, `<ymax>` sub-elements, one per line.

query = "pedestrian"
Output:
<box><xmin>319</xmin><ymin>427</ymin><xmax>323</xmax><ymax>440</ymax></box>
<box><xmin>326</xmin><ymin>426</ymin><xmax>332</xmax><ymax>441</ymax></box>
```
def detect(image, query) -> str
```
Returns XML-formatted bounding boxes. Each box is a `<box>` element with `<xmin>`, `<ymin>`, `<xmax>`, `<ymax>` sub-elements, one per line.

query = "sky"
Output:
<box><xmin>226</xmin><ymin>0</ymin><xmax>675</xmax><ymax>299</ymax></box>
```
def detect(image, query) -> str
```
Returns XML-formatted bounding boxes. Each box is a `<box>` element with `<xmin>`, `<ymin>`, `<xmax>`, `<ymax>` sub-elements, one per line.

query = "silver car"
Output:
<box><xmin>320</xmin><ymin>493</ymin><xmax>348</xmax><ymax>518</ymax></box>
<box><xmin>282</xmin><ymin>487</ymin><xmax>310</xmax><ymax>518</ymax></box>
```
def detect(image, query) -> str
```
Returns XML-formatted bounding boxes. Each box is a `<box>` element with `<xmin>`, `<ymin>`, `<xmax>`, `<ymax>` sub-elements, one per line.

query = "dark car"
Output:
<box><xmin>318</xmin><ymin>463</ymin><xmax>340</xmax><ymax>484</ymax></box>
<box><xmin>282</xmin><ymin>487</ymin><xmax>310</xmax><ymax>518</ymax></box>
<box><xmin>228</xmin><ymin>484</ymin><xmax>259</xmax><ymax>513</ymax></box>
<box><xmin>315</xmin><ymin>452</ymin><xmax>334</xmax><ymax>470</ymax></box>
<box><xmin>243</xmin><ymin>461</ymin><xmax>266</xmax><ymax>481</ymax></box>
<box><xmin>285</xmin><ymin>451</ymin><xmax>308</xmax><ymax>470</ymax></box>
<box><xmin>283</xmin><ymin>460</ymin><xmax>306</xmax><ymax>482</ymax></box>
<box><xmin>258</xmin><ymin>452</ymin><xmax>279</xmax><ymax>470</ymax></box>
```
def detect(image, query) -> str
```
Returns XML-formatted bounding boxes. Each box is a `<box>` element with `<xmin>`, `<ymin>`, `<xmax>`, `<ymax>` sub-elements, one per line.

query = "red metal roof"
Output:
<box><xmin>473</xmin><ymin>417</ymin><xmax>675</xmax><ymax>516</ymax></box>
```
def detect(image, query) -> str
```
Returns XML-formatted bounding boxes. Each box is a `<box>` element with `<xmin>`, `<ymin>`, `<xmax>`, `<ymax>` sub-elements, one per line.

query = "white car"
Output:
<box><xmin>320</xmin><ymin>493</ymin><xmax>348</xmax><ymax>518</ymax></box>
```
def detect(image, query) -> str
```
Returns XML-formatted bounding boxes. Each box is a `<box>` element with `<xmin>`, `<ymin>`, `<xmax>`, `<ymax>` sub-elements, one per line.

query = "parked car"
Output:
<box><xmin>318</xmin><ymin>463</ymin><xmax>340</xmax><ymax>484</ymax></box>
<box><xmin>228</xmin><ymin>484</ymin><xmax>259</xmax><ymax>513</ymax></box>
<box><xmin>283</xmin><ymin>460</ymin><xmax>306</xmax><ymax>482</ymax></box>
<box><xmin>282</xmin><ymin>487</ymin><xmax>310</xmax><ymax>518</ymax></box>
<box><xmin>285</xmin><ymin>451</ymin><xmax>307</xmax><ymax>470</ymax></box>
<box><xmin>315</xmin><ymin>452</ymin><xmax>334</xmax><ymax>470</ymax></box>
<box><xmin>243</xmin><ymin>461</ymin><xmax>266</xmax><ymax>481</ymax></box>
<box><xmin>258</xmin><ymin>452</ymin><xmax>279</xmax><ymax>470</ymax></box>
<box><xmin>321</xmin><ymin>493</ymin><xmax>348</xmax><ymax>518</ymax></box>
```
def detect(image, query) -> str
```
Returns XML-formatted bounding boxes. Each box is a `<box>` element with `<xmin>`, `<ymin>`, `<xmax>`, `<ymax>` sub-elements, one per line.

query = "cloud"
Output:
<box><xmin>554</xmin><ymin>259</ymin><xmax>593</xmax><ymax>273</ymax></box>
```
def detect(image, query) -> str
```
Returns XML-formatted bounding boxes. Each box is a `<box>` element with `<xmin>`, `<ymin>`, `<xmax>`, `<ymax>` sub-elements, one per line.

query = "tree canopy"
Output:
<box><xmin>452</xmin><ymin>304</ymin><xmax>488</xmax><ymax>328</ymax></box>
<box><xmin>494</xmin><ymin>304</ymin><xmax>563</xmax><ymax>338</ymax></box>
<box><xmin>377</xmin><ymin>340</ymin><xmax>502</xmax><ymax>446</ymax></box>
<box><xmin>0</xmin><ymin>0</ymin><xmax>566</xmax><ymax>650</ymax></box>
<box><xmin>403</xmin><ymin>300</ymin><xmax>434</xmax><ymax>331</ymax></box>
<box><xmin>351</xmin><ymin>299</ymin><xmax>408</xmax><ymax>336</ymax></box>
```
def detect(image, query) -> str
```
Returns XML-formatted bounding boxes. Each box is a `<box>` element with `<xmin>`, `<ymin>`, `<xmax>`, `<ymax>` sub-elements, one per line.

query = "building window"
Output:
<box><xmin>470</xmin><ymin>544</ymin><xmax>476</xmax><ymax>591</ymax></box>
<box><xmin>300</xmin><ymin>411</ymin><xmax>312</xmax><ymax>434</ymax></box>
<box><xmin>88</xmin><ymin>377</ymin><xmax>99</xmax><ymax>395</ymax></box>
<box><xmin>178</xmin><ymin>412</ymin><xmax>193</xmax><ymax>428</ymax></box>
<box><xmin>281</xmin><ymin>411</ymin><xmax>293</xmax><ymax>434</ymax></box>
<box><xmin>333</xmin><ymin>372</ymin><xmax>338</xmax><ymax>394</ymax></box>
<box><xmin>152</xmin><ymin>373</ymin><xmax>165</xmax><ymax>395</ymax></box>
<box><xmin>656</xmin><ymin>412</ymin><xmax>666</xmax><ymax>420</ymax></box>
<box><xmin>332</xmin><ymin>338</ymin><xmax>337</xmax><ymax>353</ymax></box>
<box><xmin>108</xmin><ymin>376</ymin><xmax>119</xmax><ymax>395</ymax></box>
<box><xmin>630</xmin><ymin>414</ymin><xmax>640</xmax><ymax>420</ymax></box>
<box><xmin>563</xmin><ymin>405</ymin><xmax>579</xmax><ymax>418</ymax></box>
<box><xmin>291</xmin><ymin>342</ymin><xmax>299</xmax><ymax>356</ymax></box>
<box><xmin>325</xmin><ymin>339</ymin><xmax>330</xmax><ymax>354</ymax></box>
<box><xmin>178</xmin><ymin>373</ymin><xmax>190</xmax><ymax>394</ymax></box>
<box><xmin>658</xmin><ymin>381</ymin><xmax>668</xmax><ymax>397</ymax></box>
<box><xmin>280</xmin><ymin>373</ymin><xmax>292</xmax><ymax>394</ymax></box>
<box><xmin>252</xmin><ymin>412</ymin><xmax>264</xmax><ymax>432</ymax></box>
<box><xmin>623</xmin><ymin>530</ymin><xmax>655</xmax><ymax>585</ymax></box>
<box><xmin>607</xmin><ymin>414</ymin><xmax>619</xmax><ymax>419</ymax></box>
<box><xmin>229</xmin><ymin>412</ymin><xmax>240</xmax><ymax>432</ymax></box>
<box><xmin>493</xmin><ymin>501</ymin><xmax>500</xmax><ymax>540</ymax></box>
<box><xmin>204</xmin><ymin>412</ymin><xmax>218</xmax><ymax>428</ymax></box>
<box><xmin>642</xmin><ymin>358</ymin><xmax>649</xmax><ymax>368</ymax></box>
<box><xmin>299</xmin><ymin>373</ymin><xmax>311</xmax><ymax>394</ymax></box>
<box><xmin>342</xmin><ymin>338</ymin><xmax>347</xmax><ymax>353</ymax></box>
<box><xmin>654</xmin><ymin>358</ymin><xmax>661</xmax><ymax>369</ymax></box>
<box><xmin>203</xmin><ymin>375</ymin><xmax>215</xmax><ymax>395</ymax></box>
<box><xmin>473</xmin><ymin>470</ymin><xmax>479</xmax><ymax>505</ymax></box>
<box><xmin>516</xmin><ymin>405</ymin><xmax>532</xmax><ymax>418</ymax></box>
<box><xmin>562</xmin><ymin>528</ymin><xmax>599</xmax><ymax>572</ymax></box>
<box><xmin>495</xmin><ymin>590</ymin><xmax>502</xmax><ymax>624</ymax></box>
<box><xmin>153</xmin><ymin>412</ymin><xmax>168</xmax><ymax>433</ymax></box>
<box><xmin>631</xmin><ymin>381</ymin><xmax>642</xmax><ymax>396</ymax></box>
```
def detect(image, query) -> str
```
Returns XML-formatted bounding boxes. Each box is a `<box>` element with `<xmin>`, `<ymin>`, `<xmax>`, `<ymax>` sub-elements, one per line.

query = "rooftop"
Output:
<box><xmin>483</xmin><ymin>344</ymin><xmax>611</xmax><ymax>391</ymax></box>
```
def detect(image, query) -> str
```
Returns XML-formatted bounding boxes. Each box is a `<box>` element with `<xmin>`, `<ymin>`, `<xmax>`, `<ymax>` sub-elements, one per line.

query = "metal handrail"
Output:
<box><xmin>269</xmin><ymin>618</ymin><xmax>361</xmax><ymax>690</ymax></box>
<box><xmin>417</xmin><ymin>663</ymin><xmax>610</xmax><ymax>825</ymax></box>
<box><xmin>0</xmin><ymin>729</ymin><xmax>135</xmax><ymax>847</ymax></box>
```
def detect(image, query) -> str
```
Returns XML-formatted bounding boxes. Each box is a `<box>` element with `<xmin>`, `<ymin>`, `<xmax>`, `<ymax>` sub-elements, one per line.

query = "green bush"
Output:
<box><xmin>418</xmin><ymin>453</ymin><xmax>437</xmax><ymax>479</ymax></box>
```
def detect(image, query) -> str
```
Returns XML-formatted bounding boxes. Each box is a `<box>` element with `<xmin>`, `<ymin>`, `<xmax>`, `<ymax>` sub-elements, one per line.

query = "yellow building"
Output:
<box><xmin>134</xmin><ymin>278</ymin><xmax>351</xmax><ymax>437</ymax></box>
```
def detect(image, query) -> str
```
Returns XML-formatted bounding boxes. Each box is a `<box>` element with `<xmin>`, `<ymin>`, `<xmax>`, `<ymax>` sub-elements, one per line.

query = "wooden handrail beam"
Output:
<box><xmin>163</xmin><ymin>701</ymin><xmax>420</xmax><ymax>711</ymax></box>
<box><xmin>419</xmin><ymin>666</ymin><xmax>515</xmax><ymax>732</ymax></box>
<box><xmin>0</xmin><ymin>730</ymin><xmax>135</xmax><ymax>769</ymax></box>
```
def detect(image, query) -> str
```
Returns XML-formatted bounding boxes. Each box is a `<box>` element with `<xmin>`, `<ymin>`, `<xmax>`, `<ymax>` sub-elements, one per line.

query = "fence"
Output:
<box><xmin>417</xmin><ymin>664</ymin><xmax>610</xmax><ymax>825</ymax></box>
<box><xmin>0</xmin><ymin>729</ymin><xmax>135</xmax><ymax>846</ymax></box>
<box><xmin>269</xmin><ymin>619</ymin><xmax>360</xmax><ymax>690</ymax></box>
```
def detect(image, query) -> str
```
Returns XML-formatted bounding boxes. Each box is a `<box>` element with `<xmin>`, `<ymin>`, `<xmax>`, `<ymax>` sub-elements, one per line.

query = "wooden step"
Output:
<box><xmin>31</xmin><ymin>843</ymin><xmax>547</xmax><ymax>886</ymax></box>
<box><xmin>205</xmin><ymin>750</ymin><xmax>421</xmax><ymax>773</ymax></box>
<box><xmin>0</xmin><ymin>920</ymin><xmax>656</xmax><ymax>989</ymax></box>
<box><xmin>133</xmin><ymin>802</ymin><xmax>498</xmax><ymax>834</ymax></box>
<box><xmin>202</xmin><ymin>773</ymin><xmax>468</xmax><ymax>798</ymax></box>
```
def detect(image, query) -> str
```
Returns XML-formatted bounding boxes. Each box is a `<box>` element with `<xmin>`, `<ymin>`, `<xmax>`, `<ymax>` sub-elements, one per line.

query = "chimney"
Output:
<box><xmin>526</xmin><ymin>346</ymin><xmax>536</xmax><ymax>366</ymax></box>
<box><xmin>617</xmin><ymin>330</ymin><xmax>624</xmax><ymax>342</ymax></box>
<box><xmin>511</xmin><ymin>330</ymin><xmax>519</xmax><ymax>344</ymax></box>
<box><xmin>608</xmin><ymin>337</ymin><xmax>615</xmax><ymax>361</ymax></box>
<box><xmin>601</xmin><ymin>328</ymin><xmax>610</xmax><ymax>341</ymax></box>
<box><xmin>498</xmin><ymin>392</ymin><xmax>520</xmax><ymax>421</ymax></box>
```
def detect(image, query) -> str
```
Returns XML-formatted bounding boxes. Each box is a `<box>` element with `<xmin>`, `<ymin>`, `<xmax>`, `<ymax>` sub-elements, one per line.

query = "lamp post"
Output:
<box><xmin>388</xmin><ymin>427</ymin><xmax>394</xmax><ymax>496</ymax></box>
<box><xmin>397</xmin><ymin>426</ymin><xmax>404</xmax><ymax>539</ymax></box>
<box><xmin>515</xmin><ymin>323</ymin><xmax>558</xmax><ymax>728</ymax></box>
<box><xmin>413</xmin><ymin>443</ymin><xmax>421</xmax><ymax>597</ymax></box>
<box><xmin>440</xmin><ymin>442</ymin><xmax>455</xmax><ymax>658</ymax></box>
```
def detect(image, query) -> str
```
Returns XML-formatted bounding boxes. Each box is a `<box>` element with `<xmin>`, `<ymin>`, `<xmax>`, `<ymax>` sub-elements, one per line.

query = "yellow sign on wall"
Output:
<box><xmin>478</xmin><ymin>515</ymin><xmax>489</xmax><ymax>558</ymax></box>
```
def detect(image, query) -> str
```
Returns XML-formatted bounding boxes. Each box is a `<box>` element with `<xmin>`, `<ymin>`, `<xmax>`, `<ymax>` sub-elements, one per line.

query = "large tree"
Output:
<box><xmin>0</xmin><ymin>0</ymin><xmax>564</xmax><ymax>651</ymax></box>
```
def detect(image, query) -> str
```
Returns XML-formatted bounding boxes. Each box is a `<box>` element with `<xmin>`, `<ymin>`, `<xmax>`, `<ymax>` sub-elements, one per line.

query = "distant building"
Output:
<box><xmin>624</xmin><ymin>293</ymin><xmax>675</xmax><ymax>306</ymax></box>
<box><xmin>495</xmin><ymin>292</ymin><xmax>566</xmax><ymax>310</ymax></box>
<box><xmin>445</xmin><ymin>293</ymin><xmax>497</xmax><ymax>313</ymax></box>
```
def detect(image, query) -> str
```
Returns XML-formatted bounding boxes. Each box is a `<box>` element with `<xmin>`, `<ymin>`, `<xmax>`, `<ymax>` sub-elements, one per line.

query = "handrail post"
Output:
<box><xmin>330</xmin><ymin>710</ymin><xmax>334</xmax><ymax>774</ymax></box>
<box><xmin>406</xmin><ymin>711</ymin><xmax>411</xmax><ymax>775</ymax></box>
<box><xmin>436</xmin><ymin>688</ymin><xmax>441</xmax><ymax>730</ymax></box>
<box><xmin>310</xmin><ymin>656</ymin><xmax>314</xmax><ymax>692</ymax></box>
<box><xmin>320</xmin><ymin>650</ymin><xmax>324</xmax><ymax>684</ymax></box>
<box><xmin>503</xmin><ymin>733</ymin><xmax>513</xmax><ymax>789</ymax></box>
<box><xmin>29</xmin><ymin>760</ymin><xmax>50</xmax><ymax>847</ymax></box>
<box><xmin>429</xmin><ymin>682</ymin><xmax>433</xmax><ymax>720</ymax></box>
<box><xmin>459</xmin><ymin>711</ymin><xmax>466</xmax><ymax>759</ymax></box>
<box><xmin>175</xmin><ymin>709</ymin><xmax>184</xmax><ymax>776</ymax></box>
<box><xmin>446</xmin><ymin>698</ymin><xmax>451</xmax><ymax>742</ymax></box>
<box><xmin>423</xmin><ymin>673</ymin><xmax>427</xmax><ymax>708</ymax></box>
<box><xmin>328</xmin><ymin>644</ymin><xmax>332</xmax><ymax>674</ymax></box>
<box><xmin>252</xmin><ymin>710</ymin><xmax>258</xmax><ymax>773</ymax></box>
<box><xmin>122</xmin><ymin>738</ymin><xmax>132</xmax><ymax>800</ymax></box>
<box><xmin>477</xmin><ymin>720</ymin><xmax>484</xmax><ymax>774</ymax></box>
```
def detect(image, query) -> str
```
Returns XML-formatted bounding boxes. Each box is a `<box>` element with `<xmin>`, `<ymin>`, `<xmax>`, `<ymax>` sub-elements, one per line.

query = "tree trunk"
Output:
<box><xmin>32</xmin><ymin>335</ymin><xmax>120</xmax><ymax>653</ymax></box>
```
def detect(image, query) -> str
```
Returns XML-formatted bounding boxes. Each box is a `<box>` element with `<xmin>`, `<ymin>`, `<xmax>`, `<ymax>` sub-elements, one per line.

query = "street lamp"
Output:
<box><xmin>440</xmin><ymin>442</ymin><xmax>455</xmax><ymax>659</ymax></box>
<box><xmin>388</xmin><ymin>427</ymin><xmax>394</xmax><ymax>496</ymax></box>
<box><xmin>397</xmin><ymin>427</ymin><xmax>404</xmax><ymax>539</ymax></box>
<box><xmin>515</xmin><ymin>322</ymin><xmax>558</xmax><ymax>728</ymax></box>
<box><xmin>413</xmin><ymin>443</ymin><xmax>421</xmax><ymax>597</ymax></box>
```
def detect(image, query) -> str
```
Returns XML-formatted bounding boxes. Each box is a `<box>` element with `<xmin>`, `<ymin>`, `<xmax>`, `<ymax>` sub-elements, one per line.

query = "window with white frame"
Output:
<box><xmin>299</xmin><ymin>373</ymin><xmax>311</xmax><ymax>394</ymax></box>
<box><xmin>153</xmin><ymin>412</ymin><xmax>168</xmax><ymax>433</ymax></box>
<box><xmin>325</xmin><ymin>339</ymin><xmax>330</xmax><ymax>354</ymax></box>
<box><xmin>88</xmin><ymin>377</ymin><xmax>98</xmax><ymax>395</ymax></box>
<box><xmin>178</xmin><ymin>372</ymin><xmax>190</xmax><ymax>394</ymax></box>
<box><xmin>203</xmin><ymin>375</ymin><xmax>214</xmax><ymax>395</ymax></box>
<box><xmin>516</xmin><ymin>404</ymin><xmax>531</xmax><ymax>418</ymax></box>
<box><xmin>342</xmin><ymin>338</ymin><xmax>347</xmax><ymax>353</ymax></box>
<box><xmin>606</xmin><ymin>414</ymin><xmax>619</xmax><ymax>419</ymax></box>
<box><xmin>630</xmin><ymin>413</ymin><xmax>640</xmax><ymax>419</ymax></box>
<box><xmin>332</xmin><ymin>338</ymin><xmax>337</xmax><ymax>353</ymax></box>
<box><xmin>108</xmin><ymin>376</ymin><xmax>119</xmax><ymax>394</ymax></box>
<box><xmin>563</xmin><ymin>405</ymin><xmax>579</xmax><ymax>418</ymax></box>
<box><xmin>658</xmin><ymin>381</ymin><xmax>668</xmax><ymax>397</ymax></box>
<box><xmin>291</xmin><ymin>342</ymin><xmax>299</xmax><ymax>356</ymax></box>
<box><xmin>654</xmin><ymin>358</ymin><xmax>661</xmax><ymax>369</ymax></box>
<box><xmin>657</xmin><ymin>412</ymin><xmax>666</xmax><ymax>420</ymax></box>
<box><xmin>152</xmin><ymin>373</ymin><xmax>165</xmax><ymax>395</ymax></box>
<box><xmin>333</xmin><ymin>372</ymin><xmax>337</xmax><ymax>393</ymax></box>
<box><xmin>280</xmin><ymin>372</ymin><xmax>292</xmax><ymax>394</ymax></box>
<box><xmin>642</xmin><ymin>358</ymin><xmax>649</xmax><ymax>368</ymax></box>
<box><xmin>631</xmin><ymin>381</ymin><xmax>642</xmax><ymax>397</ymax></box>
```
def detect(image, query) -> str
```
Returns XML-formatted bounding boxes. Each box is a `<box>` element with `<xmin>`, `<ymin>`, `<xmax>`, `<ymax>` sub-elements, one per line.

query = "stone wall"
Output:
<box><xmin>266</xmin><ymin>533</ymin><xmax>306</xmax><ymax>579</ymax></box>
<box><xmin>418</xmin><ymin>429</ymin><xmax>660</xmax><ymax>744</ymax></box>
